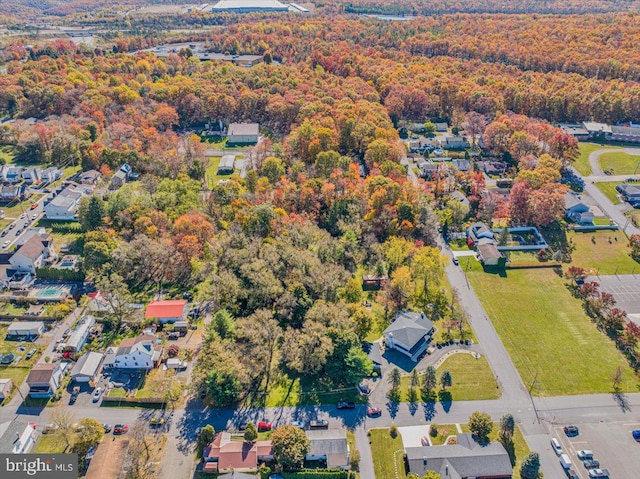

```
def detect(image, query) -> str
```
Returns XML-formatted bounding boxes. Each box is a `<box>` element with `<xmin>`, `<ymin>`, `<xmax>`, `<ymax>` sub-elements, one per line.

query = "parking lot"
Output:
<box><xmin>552</xmin><ymin>422</ymin><xmax>640</xmax><ymax>479</ymax></box>
<box><xmin>585</xmin><ymin>275</ymin><xmax>640</xmax><ymax>318</ymax></box>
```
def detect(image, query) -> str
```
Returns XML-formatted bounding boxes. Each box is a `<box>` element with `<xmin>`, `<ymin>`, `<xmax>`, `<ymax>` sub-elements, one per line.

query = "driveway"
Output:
<box><xmin>588</xmin><ymin>147</ymin><xmax>640</xmax><ymax>177</ymax></box>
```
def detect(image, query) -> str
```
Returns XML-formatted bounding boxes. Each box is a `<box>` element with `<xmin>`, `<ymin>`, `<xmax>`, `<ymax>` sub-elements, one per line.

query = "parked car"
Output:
<box><xmin>566</xmin><ymin>469</ymin><xmax>579</xmax><ymax>479</ymax></box>
<box><xmin>583</xmin><ymin>460</ymin><xmax>601</xmax><ymax>469</ymax></box>
<box><xmin>559</xmin><ymin>453</ymin><xmax>573</xmax><ymax>470</ymax></box>
<box><xmin>577</xmin><ymin>450</ymin><xmax>594</xmax><ymax>460</ymax></box>
<box><xmin>31</xmin><ymin>214</ymin><xmax>37</xmax><ymax>220</ymax></box>
<box><xmin>309</xmin><ymin>419</ymin><xmax>329</xmax><ymax>429</ymax></box>
<box><xmin>564</xmin><ymin>425</ymin><xmax>579</xmax><ymax>437</ymax></box>
<box><xmin>167</xmin><ymin>332</ymin><xmax>180</xmax><ymax>340</ymax></box>
<box><xmin>357</xmin><ymin>384</ymin><xmax>371</xmax><ymax>396</ymax></box>
<box><xmin>337</xmin><ymin>401</ymin><xmax>356</xmax><ymax>409</ymax></box>
<box><xmin>588</xmin><ymin>469</ymin><xmax>609</xmax><ymax>478</ymax></box>
<box><xmin>0</xmin><ymin>230</ymin><xmax>6</xmax><ymax>237</ymax></box>
<box><xmin>113</xmin><ymin>424</ymin><xmax>129</xmax><ymax>434</ymax></box>
<box><xmin>92</xmin><ymin>388</ymin><xmax>103</xmax><ymax>402</ymax></box>
<box><xmin>30</xmin><ymin>203</ymin><xmax>37</xmax><ymax>210</ymax></box>
<box><xmin>367</xmin><ymin>407</ymin><xmax>382</xmax><ymax>417</ymax></box>
<box><xmin>103</xmin><ymin>424</ymin><xmax>112</xmax><ymax>433</ymax></box>
<box><xmin>290</xmin><ymin>421</ymin><xmax>305</xmax><ymax>429</ymax></box>
<box><xmin>257</xmin><ymin>421</ymin><xmax>272</xmax><ymax>432</ymax></box>
<box><xmin>551</xmin><ymin>438</ymin><xmax>563</xmax><ymax>455</ymax></box>
<box><xmin>633</xmin><ymin>429</ymin><xmax>640</xmax><ymax>442</ymax></box>
<box><xmin>452</xmin><ymin>257</ymin><xmax>459</xmax><ymax>265</ymax></box>
<box><xmin>2</xmin><ymin>241</ymin><xmax>10</xmax><ymax>248</ymax></box>
<box><xmin>149</xmin><ymin>417</ymin><xmax>165</xmax><ymax>426</ymax></box>
<box><xmin>8</xmin><ymin>223</ymin><xmax>15</xmax><ymax>229</ymax></box>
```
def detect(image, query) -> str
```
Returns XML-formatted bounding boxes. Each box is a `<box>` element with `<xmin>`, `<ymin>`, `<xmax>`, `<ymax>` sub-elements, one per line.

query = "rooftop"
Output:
<box><xmin>26</xmin><ymin>363</ymin><xmax>57</xmax><ymax>384</ymax></box>
<box><xmin>71</xmin><ymin>351</ymin><xmax>103</xmax><ymax>378</ymax></box>
<box><xmin>384</xmin><ymin>311</ymin><xmax>434</xmax><ymax>350</ymax></box>
<box><xmin>228</xmin><ymin>122</ymin><xmax>259</xmax><ymax>136</ymax></box>
<box><xmin>145</xmin><ymin>300</ymin><xmax>187</xmax><ymax>319</ymax></box>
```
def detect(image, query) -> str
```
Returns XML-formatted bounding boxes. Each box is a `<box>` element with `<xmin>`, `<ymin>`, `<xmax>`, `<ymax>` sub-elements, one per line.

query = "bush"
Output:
<box><xmin>389</xmin><ymin>424</ymin><xmax>398</xmax><ymax>438</ymax></box>
<box><xmin>429</xmin><ymin>424</ymin><xmax>438</xmax><ymax>437</ymax></box>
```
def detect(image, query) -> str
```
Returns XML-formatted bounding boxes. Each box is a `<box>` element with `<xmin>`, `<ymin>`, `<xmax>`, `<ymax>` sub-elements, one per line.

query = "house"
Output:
<box><xmin>70</xmin><ymin>351</ymin><xmax>104</xmax><ymax>383</ymax></box>
<box><xmin>0</xmin><ymin>268</ymin><xmax>34</xmax><ymax>290</ymax></box>
<box><xmin>449</xmin><ymin>191</ymin><xmax>470</xmax><ymax>208</ymax></box>
<box><xmin>6</xmin><ymin>321</ymin><xmax>45</xmax><ymax>340</ymax></box>
<box><xmin>476</xmin><ymin>243</ymin><xmax>504</xmax><ymax>266</ymax></box>
<box><xmin>9</xmin><ymin>234</ymin><xmax>57</xmax><ymax>274</ymax></box>
<box><xmin>204</xmin><ymin>432</ymin><xmax>273</xmax><ymax>473</ymax></box>
<box><xmin>452</xmin><ymin>158</ymin><xmax>472</xmax><ymax>172</ymax></box>
<box><xmin>145</xmin><ymin>299</ymin><xmax>188</xmax><ymax>324</ymax></box>
<box><xmin>560</xmin><ymin>124</ymin><xmax>590</xmax><ymax>141</ymax></box>
<box><xmin>435</xmin><ymin>122</ymin><xmax>448</xmax><ymax>132</ymax></box>
<box><xmin>611</xmin><ymin>125</ymin><xmax>640</xmax><ymax>143</ymax></box>
<box><xmin>44</xmin><ymin>185</ymin><xmax>85</xmax><ymax>220</ymax></box>
<box><xmin>406</xmin><ymin>433</ymin><xmax>513</xmax><ymax>479</ymax></box>
<box><xmin>480</xmin><ymin>161</ymin><xmax>508</xmax><ymax>176</ymax></box>
<box><xmin>564</xmin><ymin>193</ymin><xmax>594</xmax><ymax>225</ymax></box>
<box><xmin>362</xmin><ymin>274</ymin><xmax>389</xmax><ymax>291</ymax></box>
<box><xmin>210</xmin><ymin>0</ymin><xmax>290</xmax><ymax>13</ymax></box>
<box><xmin>616</xmin><ymin>183</ymin><xmax>640</xmax><ymax>204</ymax></box>
<box><xmin>467</xmin><ymin>222</ymin><xmax>495</xmax><ymax>245</ymax></box>
<box><xmin>41</xmin><ymin>166</ymin><xmax>62</xmax><ymax>184</ymax></box>
<box><xmin>65</xmin><ymin>315</ymin><xmax>96</xmax><ymax>352</ymax></box>
<box><xmin>234</xmin><ymin>55</ymin><xmax>263</xmax><ymax>67</ymax></box>
<box><xmin>21</xmin><ymin>167</ymin><xmax>41</xmax><ymax>184</ymax></box>
<box><xmin>305</xmin><ymin>429</ymin><xmax>350</xmax><ymax>470</ymax></box>
<box><xmin>218</xmin><ymin>473</ymin><xmax>258</xmax><ymax>479</ymax></box>
<box><xmin>0</xmin><ymin>420</ymin><xmax>37</xmax><ymax>454</ymax></box>
<box><xmin>583</xmin><ymin>121</ymin><xmax>612</xmax><ymax>140</ymax></box>
<box><xmin>0</xmin><ymin>378</ymin><xmax>13</xmax><ymax>401</ymax></box>
<box><xmin>218</xmin><ymin>155</ymin><xmax>236</xmax><ymax>175</ymax></box>
<box><xmin>26</xmin><ymin>362</ymin><xmax>65</xmax><ymax>398</ymax></box>
<box><xmin>417</xmin><ymin>160</ymin><xmax>440</xmax><ymax>179</ymax></box>
<box><xmin>108</xmin><ymin>334</ymin><xmax>162</xmax><ymax>370</ymax></box>
<box><xmin>383</xmin><ymin>310</ymin><xmax>434</xmax><ymax>362</ymax></box>
<box><xmin>110</xmin><ymin>169</ymin><xmax>127</xmax><ymax>190</ymax></box>
<box><xmin>78</xmin><ymin>169</ymin><xmax>101</xmax><ymax>185</ymax></box>
<box><xmin>2</xmin><ymin>165</ymin><xmax>24</xmax><ymax>184</ymax></box>
<box><xmin>442</xmin><ymin>136</ymin><xmax>470</xmax><ymax>150</ymax></box>
<box><xmin>0</xmin><ymin>184</ymin><xmax>29</xmax><ymax>202</ymax></box>
<box><xmin>227</xmin><ymin>123</ymin><xmax>259</xmax><ymax>145</ymax></box>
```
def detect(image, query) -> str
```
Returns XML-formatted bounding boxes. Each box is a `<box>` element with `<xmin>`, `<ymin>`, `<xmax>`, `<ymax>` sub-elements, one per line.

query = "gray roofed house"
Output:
<box><xmin>435</xmin><ymin>122</ymin><xmax>448</xmax><ymax>132</ymax></box>
<box><xmin>384</xmin><ymin>311</ymin><xmax>434</xmax><ymax>362</ymax></box>
<box><xmin>564</xmin><ymin>193</ymin><xmax>594</xmax><ymax>225</ymax></box>
<box><xmin>406</xmin><ymin>433</ymin><xmax>513</xmax><ymax>479</ymax></box>
<box><xmin>0</xmin><ymin>420</ymin><xmax>38</xmax><ymax>454</ymax></box>
<box><xmin>110</xmin><ymin>169</ymin><xmax>127</xmax><ymax>190</ymax></box>
<box><xmin>467</xmin><ymin>222</ymin><xmax>494</xmax><ymax>245</ymax></box>
<box><xmin>218</xmin><ymin>473</ymin><xmax>258</xmax><ymax>479</ymax></box>
<box><xmin>582</xmin><ymin>121</ymin><xmax>612</xmax><ymax>139</ymax></box>
<box><xmin>71</xmin><ymin>351</ymin><xmax>104</xmax><ymax>383</ymax></box>
<box><xmin>451</xmin><ymin>159</ymin><xmax>472</xmax><ymax>171</ymax></box>
<box><xmin>305</xmin><ymin>429</ymin><xmax>350</xmax><ymax>469</ymax></box>
<box><xmin>617</xmin><ymin>183</ymin><xmax>640</xmax><ymax>202</ymax></box>
<box><xmin>218</xmin><ymin>155</ymin><xmax>236</xmax><ymax>175</ymax></box>
<box><xmin>227</xmin><ymin>123</ymin><xmax>259</xmax><ymax>145</ymax></box>
<box><xmin>611</xmin><ymin>125</ymin><xmax>640</xmax><ymax>143</ymax></box>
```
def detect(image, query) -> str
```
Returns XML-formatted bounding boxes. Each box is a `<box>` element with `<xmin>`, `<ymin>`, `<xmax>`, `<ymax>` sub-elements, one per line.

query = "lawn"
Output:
<box><xmin>426</xmin><ymin>424</ymin><xmax>458</xmax><ymax>445</ymax></box>
<box><xmin>205</xmin><ymin>156</ymin><xmax>241</xmax><ymax>188</ymax></box>
<box><xmin>460</xmin><ymin>423</ymin><xmax>529</xmax><ymax>479</ymax></box>
<box><xmin>0</xmin><ymin>146</ymin><xmax>16</xmax><ymax>164</ymax></box>
<box><xmin>33</xmin><ymin>433</ymin><xmax>70</xmax><ymax>454</ymax></box>
<box><xmin>468</xmin><ymin>264</ymin><xmax>638</xmax><ymax>395</ymax></box>
<box><xmin>599</xmin><ymin>151</ymin><xmax>640</xmax><ymax>175</ymax></box>
<box><xmin>575</xmin><ymin>142</ymin><xmax>606</xmax><ymax>176</ymax></box>
<box><xmin>398</xmin><ymin>353</ymin><xmax>500</xmax><ymax>402</ymax></box>
<box><xmin>0</xmin><ymin>325</ymin><xmax>44</xmax><ymax>369</ymax></box>
<box><xmin>369</xmin><ymin>428</ymin><xmax>407</xmax><ymax>479</ymax></box>
<box><xmin>0</xmin><ymin>366</ymin><xmax>29</xmax><ymax>404</ymax></box>
<box><xmin>594</xmin><ymin>181</ymin><xmax>622</xmax><ymax>204</ymax></box>
<box><xmin>259</xmin><ymin>374</ymin><xmax>364</xmax><ymax>408</ymax></box>
<box><xmin>2</xmin><ymin>193</ymin><xmax>44</xmax><ymax>221</ymax></box>
<box><xmin>567</xmin><ymin>230</ymin><xmax>639</xmax><ymax>275</ymax></box>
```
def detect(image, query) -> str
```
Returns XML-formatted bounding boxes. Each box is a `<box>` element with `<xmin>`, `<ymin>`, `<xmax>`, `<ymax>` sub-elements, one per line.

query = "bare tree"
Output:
<box><xmin>125</xmin><ymin>421</ymin><xmax>162</xmax><ymax>479</ymax></box>
<box><xmin>50</xmin><ymin>405</ymin><xmax>76</xmax><ymax>452</ymax></box>
<box><xmin>462</xmin><ymin>112</ymin><xmax>487</xmax><ymax>148</ymax></box>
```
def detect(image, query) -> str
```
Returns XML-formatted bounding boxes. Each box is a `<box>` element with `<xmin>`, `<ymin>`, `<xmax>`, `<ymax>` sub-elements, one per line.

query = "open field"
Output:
<box><xmin>460</xmin><ymin>423</ymin><xmax>529</xmax><ymax>479</ymax></box>
<box><xmin>398</xmin><ymin>353</ymin><xmax>499</xmax><ymax>402</ymax></box>
<box><xmin>468</xmin><ymin>264</ymin><xmax>638</xmax><ymax>395</ymax></box>
<box><xmin>567</xmin><ymin>229</ymin><xmax>639</xmax><ymax>274</ymax></box>
<box><xmin>260</xmin><ymin>374</ymin><xmax>364</xmax><ymax>408</ymax></box>
<box><xmin>426</xmin><ymin>423</ymin><xmax>457</xmax><ymax>445</ymax></box>
<box><xmin>205</xmin><ymin>156</ymin><xmax>241</xmax><ymax>187</ymax></box>
<box><xmin>594</xmin><ymin>181</ymin><xmax>622</xmax><ymax>204</ymax></box>
<box><xmin>599</xmin><ymin>151</ymin><xmax>640</xmax><ymax>175</ymax></box>
<box><xmin>575</xmin><ymin>142</ymin><xmax>605</xmax><ymax>176</ymax></box>
<box><xmin>369</xmin><ymin>428</ymin><xmax>407</xmax><ymax>479</ymax></box>
<box><xmin>33</xmin><ymin>433</ymin><xmax>69</xmax><ymax>454</ymax></box>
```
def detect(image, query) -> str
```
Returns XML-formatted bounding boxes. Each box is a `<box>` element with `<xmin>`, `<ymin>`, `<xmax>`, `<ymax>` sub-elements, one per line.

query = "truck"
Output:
<box><xmin>309</xmin><ymin>419</ymin><xmax>329</xmax><ymax>429</ymax></box>
<box><xmin>559</xmin><ymin>453</ymin><xmax>572</xmax><ymax>470</ymax></box>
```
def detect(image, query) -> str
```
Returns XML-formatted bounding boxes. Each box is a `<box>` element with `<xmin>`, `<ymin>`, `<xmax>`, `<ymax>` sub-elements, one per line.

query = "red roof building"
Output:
<box><xmin>204</xmin><ymin>433</ymin><xmax>273</xmax><ymax>473</ymax></box>
<box><xmin>144</xmin><ymin>300</ymin><xmax>188</xmax><ymax>324</ymax></box>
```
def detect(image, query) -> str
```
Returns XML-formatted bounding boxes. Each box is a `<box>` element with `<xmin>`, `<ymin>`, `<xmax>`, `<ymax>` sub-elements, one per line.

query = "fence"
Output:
<box><xmin>101</xmin><ymin>396</ymin><xmax>166</xmax><ymax>408</ymax></box>
<box><xmin>282</xmin><ymin>471</ymin><xmax>354</xmax><ymax>479</ymax></box>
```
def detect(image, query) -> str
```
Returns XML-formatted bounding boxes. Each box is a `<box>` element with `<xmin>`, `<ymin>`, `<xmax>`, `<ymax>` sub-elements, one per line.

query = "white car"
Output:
<box><xmin>2</xmin><ymin>241</ymin><xmax>9</xmax><ymax>248</ymax></box>
<box><xmin>92</xmin><ymin>388</ymin><xmax>103</xmax><ymax>402</ymax></box>
<box><xmin>31</xmin><ymin>214</ymin><xmax>37</xmax><ymax>220</ymax></box>
<box><xmin>577</xmin><ymin>450</ymin><xmax>594</xmax><ymax>460</ymax></box>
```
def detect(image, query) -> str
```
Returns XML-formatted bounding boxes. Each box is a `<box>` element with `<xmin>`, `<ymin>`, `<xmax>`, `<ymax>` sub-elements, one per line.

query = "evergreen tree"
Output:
<box><xmin>520</xmin><ymin>452</ymin><xmax>540</xmax><ymax>479</ymax></box>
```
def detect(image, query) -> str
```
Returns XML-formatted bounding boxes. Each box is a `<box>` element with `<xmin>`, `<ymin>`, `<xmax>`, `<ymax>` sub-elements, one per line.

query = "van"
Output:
<box><xmin>560</xmin><ymin>453</ymin><xmax>573</xmax><ymax>470</ymax></box>
<box><xmin>551</xmin><ymin>438</ymin><xmax>563</xmax><ymax>455</ymax></box>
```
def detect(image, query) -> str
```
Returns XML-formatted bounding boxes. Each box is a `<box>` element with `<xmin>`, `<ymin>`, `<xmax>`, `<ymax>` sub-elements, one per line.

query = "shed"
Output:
<box><xmin>66</xmin><ymin>315</ymin><xmax>96</xmax><ymax>352</ymax></box>
<box><xmin>174</xmin><ymin>320</ymin><xmax>189</xmax><ymax>331</ymax></box>
<box><xmin>217</xmin><ymin>155</ymin><xmax>236</xmax><ymax>175</ymax></box>
<box><xmin>70</xmin><ymin>351</ymin><xmax>104</xmax><ymax>383</ymax></box>
<box><xmin>0</xmin><ymin>378</ymin><xmax>13</xmax><ymax>401</ymax></box>
<box><xmin>227</xmin><ymin>123</ymin><xmax>259</xmax><ymax>145</ymax></box>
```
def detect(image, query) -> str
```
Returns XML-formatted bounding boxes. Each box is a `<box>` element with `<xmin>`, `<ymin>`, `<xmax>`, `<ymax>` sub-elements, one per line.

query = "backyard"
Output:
<box><xmin>567</xmin><ymin>229</ymin><xmax>639</xmax><ymax>274</ymax></box>
<box><xmin>594</xmin><ymin>181</ymin><xmax>622</xmax><ymax>204</ymax></box>
<box><xmin>598</xmin><ymin>151</ymin><xmax>640</xmax><ymax>175</ymax></box>
<box><xmin>369</xmin><ymin>428</ymin><xmax>407</xmax><ymax>479</ymax></box>
<box><xmin>260</xmin><ymin>373</ymin><xmax>365</xmax><ymax>408</ymax></box>
<box><xmin>467</xmin><ymin>261</ymin><xmax>638</xmax><ymax>395</ymax></box>
<box><xmin>398</xmin><ymin>353</ymin><xmax>500</xmax><ymax>402</ymax></box>
<box><xmin>205</xmin><ymin>155</ymin><xmax>242</xmax><ymax>187</ymax></box>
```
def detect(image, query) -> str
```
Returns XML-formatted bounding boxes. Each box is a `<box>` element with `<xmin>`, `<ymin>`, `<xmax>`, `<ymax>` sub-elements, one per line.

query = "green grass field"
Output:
<box><xmin>468</xmin><ymin>265</ymin><xmax>638</xmax><ymax>395</ymax></box>
<box><xmin>599</xmin><ymin>151</ymin><xmax>640</xmax><ymax>175</ymax></box>
<box><xmin>0</xmin><ymin>146</ymin><xmax>16</xmax><ymax>164</ymax></box>
<box><xmin>568</xmin><ymin>230</ymin><xmax>639</xmax><ymax>274</ymax></box>
<box><xmin>425</xmin><ymin>424</ymin><xmax>458</xmax><ymax>445</ymax></box>
<box><xmin>205</xmin><ymin>156</ymin><xmax>241</xmax><ymax>187</ymax></box>
<box><xmin>594</xmin><ymin>181</ymin><xmax>622</xmax><ymax>204</ymax></box>
<box><xmin>260</xmin><ymin>374</ymin><xmax>364</xmax><ymax>408</ymax></box>
<box><xmin>369</xmin><ymin>429</ymin><xmax>407</xmax><ymax>479</ymax></box>
<box><xmin>460</xmin><ymin>423</ymin><xmax>529</xmax><ymax>479</ymax></box>
<box><xmin>575</xmin><ymin>143</ymin><xmax>607</xmax><ymax>176</ymax></box>
<box><xmin>398</xmin><ymin>353</ymin><xmax>500</xmax><ymax>402</ymax></box>
<box><xmin>33</xmin><ymin>433</ymin><xmax>69</xmax><ymax>454</ymax></box>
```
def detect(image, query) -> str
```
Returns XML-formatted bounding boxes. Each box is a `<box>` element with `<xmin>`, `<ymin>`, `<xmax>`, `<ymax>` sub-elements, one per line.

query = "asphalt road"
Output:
<box><xmin>1</xmin><ymin>193</ymin><xmax>47</xmax><ymax>251</ymax></box>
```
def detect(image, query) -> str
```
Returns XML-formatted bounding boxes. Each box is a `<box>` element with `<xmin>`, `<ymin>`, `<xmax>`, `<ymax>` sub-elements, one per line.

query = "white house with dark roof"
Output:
<box><xmin>406</xmin><ymin>433</ymin><xmax>513</xmax><ymax>479</ymax></box>
<box><xmin>0</xmin><ymin>420</ymin><xmax>37</xmax><ymax>454</ymax></box>
<box><xmin>383</xmin><ymin>311</ymin><xmax>434</xmax><ymax>362</ymax></box>
<box><xmin>44</xmin><ymin>185</ymin><xmax>85</xmax><ymax>220</ymax></box>
<box><xmin>41</xmin><ymin>166</ymin><xmax>62</xmax><ymax>184</ymax></box>
<box><xmin>305</xmin><ymin>429</ymin><xmax>350</xmax><ymax>470</ymax></box>
<box><xmin>21</xmin><ymin>167</ymin><xmax>41</xmax><ymax>184</ymax></box>
<box><xmin>564</xmin><ymin>193</ymin><xmax>594</xmax><ymax>225</ymax></box>
<box><xmin>106</xmin><ymin>334</ymin><xmax>161</xmax><ymax>370</ymax></box>
<box><xmin>26</xmin><ymin>362</ymin><xmax>65</xmax><ymax>398</ymax></box>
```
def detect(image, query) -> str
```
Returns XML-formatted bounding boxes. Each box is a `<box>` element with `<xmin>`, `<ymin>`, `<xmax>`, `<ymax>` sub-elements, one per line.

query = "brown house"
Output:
<box><xmin>204</xmin><ymin>432</ymin><xmax>273</xmax><ymax>474</ymax></box>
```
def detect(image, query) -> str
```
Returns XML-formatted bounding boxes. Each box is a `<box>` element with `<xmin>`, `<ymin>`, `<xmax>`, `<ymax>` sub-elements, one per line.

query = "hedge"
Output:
<box><xmin>35</xmin><ymin>267</ymin><xmax>85</xmax><ymax>281</ymax></box>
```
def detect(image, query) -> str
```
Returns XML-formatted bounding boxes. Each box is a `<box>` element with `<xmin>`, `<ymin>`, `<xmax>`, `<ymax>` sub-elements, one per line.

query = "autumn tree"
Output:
<box><xmin>271</xmin><ymin>426</ymin><xmax>310</xmax><ymax>470</ymax></box>
<box><xmin>73</xmin><ymin>418</ymin><xmax>104</xmax><ymax>460</ymax></box>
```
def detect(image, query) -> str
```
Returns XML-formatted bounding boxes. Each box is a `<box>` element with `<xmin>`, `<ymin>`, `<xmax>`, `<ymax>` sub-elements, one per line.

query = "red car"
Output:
<box><xmin>113</xmin><ymin>424</ymin><xmax>129</xmax><ymax>434</ymax></box>
<box><xmin>367</xmin><ymin>407</ymin><xmax>382</xmax><ymax>417</ymax></box>
<box><xmin>257</xmin><ymin>421</ymin><xmax>272</xmax><ymax>432</ymax></box>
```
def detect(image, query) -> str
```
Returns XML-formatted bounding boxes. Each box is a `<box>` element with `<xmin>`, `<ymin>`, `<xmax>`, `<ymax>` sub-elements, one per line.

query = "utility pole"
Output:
<box><xmin>528</xmin><ymin>371</ymin><xmax>541</xmax><ymax>424</ymax></box>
